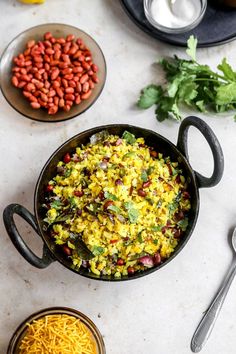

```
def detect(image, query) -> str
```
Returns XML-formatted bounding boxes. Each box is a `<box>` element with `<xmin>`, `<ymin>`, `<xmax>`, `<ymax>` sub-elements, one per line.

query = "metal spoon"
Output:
<box><xmin>191</xmin><ymin>227</ymin><xmax>236</xmax><ymax>352</ymax></box>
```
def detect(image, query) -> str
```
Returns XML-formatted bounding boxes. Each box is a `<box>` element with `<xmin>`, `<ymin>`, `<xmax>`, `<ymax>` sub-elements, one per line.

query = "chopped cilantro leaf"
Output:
<box><xmin>122</xmin><ymin>131</ymin><xmax>136</xmax><ymax>144</ymax></box>
<box><xmin>107</xmin><ymin>205</ymin><xmax>121</xmax><ymax>214</ymax></box>
<box><xmin>104</xmin><ymin>191</ymin><xmax>118</xmax><ymax>201</ymax></box>
<box><xmin>152</xmin><ymin>225</ymin><xmax>162</xmax><ymax>232</ymax></box>
<box><xmin>178</xmin><ymin>218</ymin><xmax>188</xmax><ymax>231</ymax></box>
<box><xmin>92</xmin><ymin>246</ymin><xmax>104</xmax><ymax>256</ymax></box>
<box><xmin>141</xmin><ymin>170</ymin><xmax>148</xmax><ymax>182</ymax></box>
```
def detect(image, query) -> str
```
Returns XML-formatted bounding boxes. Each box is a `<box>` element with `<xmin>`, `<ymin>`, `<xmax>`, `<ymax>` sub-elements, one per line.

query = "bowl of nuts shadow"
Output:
<box><xmin>0</xmin><ymin>23</ymin><xmax>106</xmax><ymax>123</ymax></box>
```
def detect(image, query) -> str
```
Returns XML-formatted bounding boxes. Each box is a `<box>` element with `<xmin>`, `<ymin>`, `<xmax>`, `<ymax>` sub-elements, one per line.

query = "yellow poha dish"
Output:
<box><xmin>43</xmin><ymin>131</ymin><xmax>191</xmax><ymax>277</ymax></box>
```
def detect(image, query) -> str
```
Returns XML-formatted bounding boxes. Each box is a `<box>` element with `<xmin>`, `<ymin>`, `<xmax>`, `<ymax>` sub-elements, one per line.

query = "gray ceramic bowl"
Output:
<box><xmin>0</xmin><ymin>23</ymin><xmax>106</xmax><ymax>122</ymax></box>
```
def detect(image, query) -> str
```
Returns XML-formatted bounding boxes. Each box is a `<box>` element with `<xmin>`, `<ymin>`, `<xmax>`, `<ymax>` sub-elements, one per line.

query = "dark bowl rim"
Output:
<box><xmin>0</xmin><ymin>23</ymin><xmax>107</xmax><ymax>123</ymax></box>
<box><xmin>34</xmin><ymin>124</ymin><xmax>200</xmax><ymax>281</ymax></box>
<box><xmin>7</xmin><ymin>306</ymin><xmax>106</xmax><ymax>354</ymax></box>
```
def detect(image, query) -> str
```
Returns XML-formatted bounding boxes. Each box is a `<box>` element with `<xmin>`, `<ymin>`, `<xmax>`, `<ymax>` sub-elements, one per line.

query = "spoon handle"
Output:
<box><xmin>191</xmin><ymin>260</ymin><xmax>236</xmax><ymax>353</ymax></box>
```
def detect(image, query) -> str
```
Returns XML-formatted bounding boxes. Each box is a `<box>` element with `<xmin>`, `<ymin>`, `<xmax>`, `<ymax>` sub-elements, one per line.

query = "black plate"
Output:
<box><xmin>121</xmin><ymin>0</ymin><xmax>236</xmax><ymax>47</ymax></box>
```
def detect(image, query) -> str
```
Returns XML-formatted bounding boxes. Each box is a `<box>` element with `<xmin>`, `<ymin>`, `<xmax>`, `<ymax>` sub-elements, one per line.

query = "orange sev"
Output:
<box><xmin>18</xmin><ymin>314</ymin><xmax>98</xmax><ymax>354</ymax></box>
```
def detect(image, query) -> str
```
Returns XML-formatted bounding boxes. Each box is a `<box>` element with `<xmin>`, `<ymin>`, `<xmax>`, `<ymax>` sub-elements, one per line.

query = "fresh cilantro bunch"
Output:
<box><xmin>138</xmin><ymin>36</ymin><xmax>236</xmax><ymax>122</ymax></box>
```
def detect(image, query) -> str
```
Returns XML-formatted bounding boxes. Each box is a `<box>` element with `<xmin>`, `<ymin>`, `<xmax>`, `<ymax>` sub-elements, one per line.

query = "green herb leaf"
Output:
<box><xmin>215</xmin><ymin>82</ymin><xmax>236</xmax><ymax>105</ymax></box>
<box><xmin>186</xmin><ymin>35</ymin><xmax>197</xmax><ymax>61</ymax></box>
<box><xmin>107</xmin><ymin>205</ymin><xmax>121</xmax><ymax>214</ymax></box>
<box><xmin>124</xmin><ymin>201</ymin><xmax>133</xmax><ymax>210</ymax></box>
<box><xmin>146</xmin><ymin>197</ymin><xmax>154</xmax><ymax>205</ymax></box>
<box><xmin>175</xmin><ymin>192</ymin><xmax>182</xmax><ymax>203</ymax></box>
<box><xmin>141</xmin><ymin>170</ymin><xmax>148</xmax><ymax>182</ymax></box>
<box><xmin>124</xmin><ymin>202</ymin><xmax>139</xmax><ymax>223</ymax></box>
<box><xmin>137</xmin><ymin>231</ymin><xmax>143</xmax><ymax>242</ymax></box>
<box><xmin>195</xmin><ymin>100</ymin><xmax>207</xmax><ymax>112</ymax></box>
<box><xmin>127</xmin><ymin>208</ymin><xmax>139</xmax><ymax>223</ymax></box>
<box><xmin>167</xmin><ymin>75</ymin><xmax>185</xmax><ymax>97</ymax></box>
<box><xmin>122</xmin><ymin>131</ymin><xmax>136</xmax><ymax>144</ymax></box>
<box><xmin>217</xmin><ymin>58</ymin><xmax>236</xmax><ymax>81</ymax></box>
<box><xmin>151</xmin><ymin>225</ymin><xmax>162</xmax><ymax>232</ymax></box>
<box><xmin>50</xmin><ymin>199</ymin><xmax>63</xmax><ymax>210</ymax></box>
<box><xmin>123</xmin><ymin>152</ymin><xmax>136</xmax><ymax>159</ymax></box>
<box><xmin>64</xmin><ymin>169</ymin><xmax>72</xmax><ymax>178</ymax></box>
<box><xmin>90</xmin><ymin>130</ymin><xmax>109</xmax><ymax>145</ymax></box>
<box><xmin>138</xmin><ymin>85</ymin><xmax>163</xmax><ymax>109</ymax></box>
<box><xmin>168</xmin><ymin>202</ymin><xmax>178</xmax><ymax>214</ymax></box>
<box><xmin>76</xmin><ymin>237</ymin><xmax>94</xmax><ymax>260</ymax></box>
<box><xmin>137</xmin><ymin>35</ymin><xmax>236</xmax><ymax>122</ymax></box>
<box><xmin>68</xmin><ymin>197</ymin><xmax>77</xmax><ymax>209</ymax></box>
<box><xmin>104</xmin><ymin>191</ymin><xmax>118</xmax><ymax>201</ymax></box>
<box><xmin>92</xmin><ymin>245</ymin><xmax>104</xmax><ymax>256</ymax></box>
<box><xmin>86</xmin><ymin>203</ymin><xmax>100</xmax><ymax>215</ymax></box>
<box><xmin>147</xmin><ymin>166</ymin><xmax>154</xmax><ymax>175</ymax></box>
<box><xmin>177</xmin><ymin>79</ymin><xmax>198</xmax><ymax>105</ymax></box>
<box><xmin>178</xmin><ymin>218</ymin><xmax>188</xmax><ymax>231</ymax></box>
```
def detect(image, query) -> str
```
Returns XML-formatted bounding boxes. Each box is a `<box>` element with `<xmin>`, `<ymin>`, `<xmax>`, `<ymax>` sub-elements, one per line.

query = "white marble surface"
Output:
<box><xmin>1</xmin><ymin>1</ymin><xmax>236</xmax><ymax>353</ymax></box>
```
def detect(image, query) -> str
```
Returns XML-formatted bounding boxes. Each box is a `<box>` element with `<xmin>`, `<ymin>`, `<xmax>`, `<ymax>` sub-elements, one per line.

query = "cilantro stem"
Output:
<box><xmin>194</xmin><ymin>78</ymin><xmax>221</xmax><ymax>84</ymax></box>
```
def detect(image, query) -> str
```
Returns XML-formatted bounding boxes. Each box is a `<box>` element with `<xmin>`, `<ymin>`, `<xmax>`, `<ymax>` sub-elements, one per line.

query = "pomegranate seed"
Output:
<box><xmin>63</xmin><ymin>153</ymin><xmax>71</xmax><ymax>163</ymax></box>
<box><xmin>46</xmin><ymin>184</ymin><xmax>53</xmax><ymax>192</ymax></box>
<box><xmin>115</xmin><ymin>179</ymin><xmax>123</xmax><ymax>186</ymax></box>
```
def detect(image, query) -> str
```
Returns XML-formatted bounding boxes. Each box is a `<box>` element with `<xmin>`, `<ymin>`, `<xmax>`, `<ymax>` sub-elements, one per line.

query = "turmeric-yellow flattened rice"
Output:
<box><xmin>43</xmin><ymin>130</ymin><xmax>191</xmax><ymax>277</ymax></box>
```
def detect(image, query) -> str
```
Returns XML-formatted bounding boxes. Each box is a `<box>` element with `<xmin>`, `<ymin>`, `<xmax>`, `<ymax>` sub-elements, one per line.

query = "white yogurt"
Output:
<box><xmin>150</xmin><ymin>0</ymin><xmax>202</xmax><ymax>29</ymax></box>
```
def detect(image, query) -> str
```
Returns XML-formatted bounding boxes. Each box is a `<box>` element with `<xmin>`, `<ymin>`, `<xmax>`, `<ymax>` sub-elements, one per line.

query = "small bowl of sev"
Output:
<box><xmin>7</xmin><ymin>307</ymin><xmax>106</xmax><ymax>354</ymax></box>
